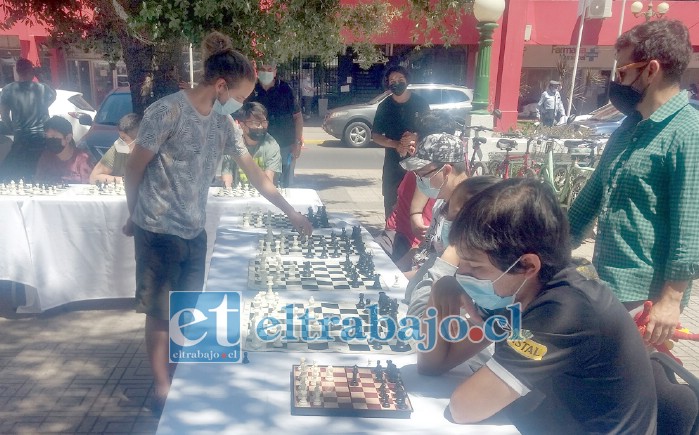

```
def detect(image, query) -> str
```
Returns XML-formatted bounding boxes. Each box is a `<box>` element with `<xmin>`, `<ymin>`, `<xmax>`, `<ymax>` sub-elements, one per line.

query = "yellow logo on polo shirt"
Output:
<box><xmin>507</xmin><ymin>337</ymin><xmax>548</xmax><ymax>360</ymax></box>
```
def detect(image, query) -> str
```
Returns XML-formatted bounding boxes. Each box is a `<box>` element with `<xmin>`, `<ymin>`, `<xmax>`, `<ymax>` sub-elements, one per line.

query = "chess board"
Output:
<box><xmin>0</xmin><ymin>182</ymin><xmax>67</xmax><ymax>196</ymax></box>
<box><xmin>260</xmin><ymin>233</ymin><xmax>362</xmax><ymax>258</ymax></box>
<box><xmin>212</xmin><ymin>185</ymin><xmax>261</xmax><ymax>198</ymax></box>
<box><xmin>243</xmin><ymin>208</ymin><xmax>331</xmax><ymax>231</ymax></box>
<box><xmin>290</xmin><ymin>364</ymin><xmax>413</xmax><ymax>418</ymax></box>
<box><xmin>248</xmin><ymin>258</ymin><xmax>381</xmax><ymax>292</ymax></box>
<box><xmin>75</xmin><ymin>184</ymin><xmax>126</xmax><ymax>196</ymax></box>
<box><xmin>244</xmin><ymin>299</ymin><xmax>415</xmax><ymax>354</ymax></box>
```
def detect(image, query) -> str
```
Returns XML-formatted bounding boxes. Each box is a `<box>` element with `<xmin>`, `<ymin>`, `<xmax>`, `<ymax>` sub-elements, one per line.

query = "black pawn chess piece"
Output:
<box><xmin>332</xmin><ymin>242</ymin><xmax>340</xmax><ymax>258</ymax></box>
<box><xmin>305</xmin><ymin>242</ymin><xmax>314</xmax><ymax>258</ymax></box>
<box><xmin>242</xmin><ymin>352</ymin><xmax>250</xmax><ymax>364</ymax></box>
<box><xmin>351</xmin><ymin>273</ymin><xmax>360</xmax><ymax>288</ymax></box>
<box><xmin>356</xmin><ymin>293</ymin><xmax>365</xmax><ymax>309</ymax></box>
<box><xmin>320</xmin><ymin>243</ymin><xmax>328</xmax><ymax>259</ymax></box>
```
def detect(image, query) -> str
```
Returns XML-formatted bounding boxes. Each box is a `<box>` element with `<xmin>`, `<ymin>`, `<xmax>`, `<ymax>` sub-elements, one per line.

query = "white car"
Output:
<box><xmin>0</xmin><ymin>88</ymin><xmax>96</xmax><ymax>158</ymax></box>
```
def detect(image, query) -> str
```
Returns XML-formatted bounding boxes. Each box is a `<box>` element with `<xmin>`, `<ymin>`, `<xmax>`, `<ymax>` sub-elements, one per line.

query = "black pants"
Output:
<box><xmin>0</xmin><ymin>133</ymin><xmax>45</xmax><ymax>182</ymax></box>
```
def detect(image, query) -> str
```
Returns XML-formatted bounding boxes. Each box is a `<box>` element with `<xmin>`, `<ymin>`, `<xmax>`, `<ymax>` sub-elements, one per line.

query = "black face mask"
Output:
<box><xmin>247</xmin><ymin>128</ymin><xmax>266</xmax><ymax>142</ymax></box>
<box><xmin>389</xmin><ymin>82</ymin><xmax>407</xmax><ymax>96</ymax></box>
<box><xmin>609</xmin><ymin>81</ymin><xmax>645</xmax><ymax>116</ymax></box>
<box><xmin>46</xmin><ymin>138</ymin><xmax>64</xmax><ymax>154</ymax></box>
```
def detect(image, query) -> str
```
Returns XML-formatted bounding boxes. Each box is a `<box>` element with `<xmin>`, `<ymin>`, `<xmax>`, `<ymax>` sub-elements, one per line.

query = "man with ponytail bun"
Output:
<box><xmin>122</xmin><ymin>31</ymin><xmax>313</xmax><ymax>415</ymax></box>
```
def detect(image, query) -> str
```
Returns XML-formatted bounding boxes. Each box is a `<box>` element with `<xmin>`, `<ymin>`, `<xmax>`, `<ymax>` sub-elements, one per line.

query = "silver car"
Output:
<box><xmin>322</xmin><ymin>84</ymin><xmax>473</xmax><ymax>147</ymax></box>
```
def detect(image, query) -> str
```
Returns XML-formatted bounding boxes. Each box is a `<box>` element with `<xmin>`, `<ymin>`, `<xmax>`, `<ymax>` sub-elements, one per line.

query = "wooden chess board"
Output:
<box><xmin>291</xmin><ymin>364</ymin><xmax>413</xmax><ymax>418</ymax></box>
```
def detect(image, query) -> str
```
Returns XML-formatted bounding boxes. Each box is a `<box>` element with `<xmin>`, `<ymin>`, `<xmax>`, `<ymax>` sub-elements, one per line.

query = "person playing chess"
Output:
<box><xmin>418</xmin><ymin>178</ymin><xmax>656</xmax><ymax>434</ymax></box>
<box><xmin>34</xmin><ymin>116</ymin><xmax>93</xmax><ymax>184</ymax></box>
<box><xmin>122</xmin><ymin>31</ymin><xmax>313</xmax><ymax>416</ymax></box>
<box><xmin>220</xmin><ymin>102</ymin><xmax>281</xmax><ymax>187</ymax></box>
<box><xmin>89</xmin><ymin>113</ymin><xmax>141</xmax><ymax>184</ymax></box>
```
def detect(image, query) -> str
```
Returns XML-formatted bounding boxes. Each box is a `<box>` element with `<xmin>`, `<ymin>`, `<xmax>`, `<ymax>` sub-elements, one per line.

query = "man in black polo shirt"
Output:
<box><xmin>246</xmin><ymin>61</ymin><xmax>303</xmax><ymax>187</ymax></box>
<box><xmin>418</xmin><ymin>178</ymin><xmax>657</xmax><ymax>434</ymax></box>
<box><xmin>371</xmin><ymin>65</ymin><xmax>430</xmax><ymax>219</ymax></box>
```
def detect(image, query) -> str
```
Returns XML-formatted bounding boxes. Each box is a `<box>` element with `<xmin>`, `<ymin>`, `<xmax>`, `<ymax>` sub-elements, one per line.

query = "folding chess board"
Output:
<box><xmin>212</xmin><ymin>185</ymin><xmax>261</xmax><ymax>198</ymax></box>
<box><xmin>291</xmin><ymin>364</ymin><xmax>413</xmax><ymax>418</ymax></box>
<box><xmin>0</xmin><ymin>181</ymin><xmax>67</xmax><ymax>196</ymax></box>
<box><xmin>76</xmin><ymin>183</ymin><xmax>126</xmax><ymax>196</ymax></box>
<box><xmin>248</xmin><ymin>258</ymin><xmax>381</xmax><ymax>292</ymax></box>
<box><xmin>259</xmin><ymin>233</ymin><xmax>362</xmax><ymax>258</ymax></box>
<box><xmin>244</xmin><ymin>299</ymin><xmax>415</xmax><ymax>354</ymax></box>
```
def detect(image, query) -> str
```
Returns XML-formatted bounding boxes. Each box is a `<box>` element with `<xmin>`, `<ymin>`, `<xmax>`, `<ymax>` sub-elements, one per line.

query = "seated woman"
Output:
<box><xmin>35</xmin><ymin>116</ymin><xmax>92</xmax><ymax>184</ymax></box>
<box><xmin>89</xmin><ymin>113</ymin><xmax>141</xmax><ymax>184</ymax></box>
<box><xmin>418</xmin><ymin>178</ymin><xmax>657</xmax><ymax>434</ymax></box>
<box><xmin>220</xmin><ymin>102</ymin><xmax>281</xmax><ymax>186</ymax></box>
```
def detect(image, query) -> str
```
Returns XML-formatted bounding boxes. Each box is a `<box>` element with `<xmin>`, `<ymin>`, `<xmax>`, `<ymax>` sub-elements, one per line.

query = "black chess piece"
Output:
<box><xmin>370</xmin><ymin>274</ymin><xmax>382</xmax><ymax>290</ymax></box>
<box><xmin>373</xmin><ymin>360</ymin><xmax>383</xmax><ymax>374</ymax></box>
<box><xmin>351</xmin><ymin>272</ymin><xmax>360</xmax><ymax>288</ymax></box>
<box><xmin>364</xmin><ymin>299</ymin><xmax>371</xmax><ymax>312</ymax></box>
<box><xmin>356</xmin><ymin>293</ymin><xmax>365</xmax><ymax>309</ymax></box>
<box><xmin>332</xmin><ymin>242</ymin><xmax>340</xmax><ymax>258</ymax></box>
<box><xmin>305</xmin><ymin>242</ymin><xmax>314</xmax><ymax>258</ymax></box>
<box><xmin>378</xmin><ymin>292</ymin><xmax>388</xmax><ymax>315</ymax></box>
<box><xmin>371</xmin><ymin>338</ymin><xmax>383</xmax><ymax>351</ymax></box>
<box><xmin>242</xmin><ymin>352</ymin><xmax>250</xmax><ymax>364</ymax></box>
<box><xmin>320</xmin><ymin>243</ymin><xmax>328</xmax><ymax>259</ymax></box>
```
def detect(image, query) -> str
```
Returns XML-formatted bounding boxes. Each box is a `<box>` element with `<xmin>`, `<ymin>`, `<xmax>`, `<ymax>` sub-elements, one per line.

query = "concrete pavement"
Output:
<box><xmin>0</xmin><ymin>120</ymin><xmax>697</xmax><ymax>434</ymax></box>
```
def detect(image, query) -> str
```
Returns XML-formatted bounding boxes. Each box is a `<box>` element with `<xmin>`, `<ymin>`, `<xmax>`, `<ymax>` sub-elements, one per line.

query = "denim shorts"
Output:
<box><xmin>134</xmin><ymin>225</ymin><xmax>207</xmax><ymax>320</ymax></box>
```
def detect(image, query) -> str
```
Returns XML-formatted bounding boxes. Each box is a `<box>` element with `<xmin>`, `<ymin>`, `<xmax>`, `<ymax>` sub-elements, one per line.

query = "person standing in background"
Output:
<box><xmin>536</xmin><ymin>80</ymin><xmax>565</xmax><ymax>127</ymax></box>
<box><xmin>246</xmin><ymin>61</ymin><xmax>303</xmax><ymax>187</ymax></box>
<box><xmin>0</xmin><ymin>58</ymin><xmax>56</xmax><ymax>181</ymax></box>
<box><xmin>301</xmin><ymin>73</ymin><xmax>314</xmax><ymax>120</ymax></box>
<box><xmin>371</xmin><ymin>65</ymin><xmax>430</xmax><ymax>219</ymax></box>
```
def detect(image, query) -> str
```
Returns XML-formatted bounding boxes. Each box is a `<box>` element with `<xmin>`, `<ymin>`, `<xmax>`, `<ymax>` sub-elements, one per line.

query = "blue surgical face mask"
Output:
<box><xmin>416</xmin><ymin>166</ymin><xmax>445</xmax><ymax>199</ymax></box>
<box><xmin>213</xmin><ymin>84</ymin><xmax>243</xmax><ymax>115</ymax></box>
<box><xmin>455</xmin><ymin>257</ymin><xmax>527</xmax><ymax>311</ymax></box>
<box><xmin>258</xmin><ymin>71</ymin><xmax>275</xmax><ymax>86</ymax></box>
<box><xmin>440</xmin><ymin>219</ymin><xmax>452</xmax><ymax>244</ymax></box>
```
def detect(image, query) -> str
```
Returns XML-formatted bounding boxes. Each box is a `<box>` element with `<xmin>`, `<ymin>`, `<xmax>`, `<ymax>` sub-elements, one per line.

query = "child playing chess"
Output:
<box><xmin>404</xmin><ymin>175</ymin><xmax>500</xmax><ymax>318</ymax></box>
<box><xmin>418</xmin><ymin>178</ymin><xmax>656</xmax><ymax>434</ymax></box>
<box><xmin>122</xmin><ymin>31</ymin><xmax>313</xmax><ymax>416</ymax></box>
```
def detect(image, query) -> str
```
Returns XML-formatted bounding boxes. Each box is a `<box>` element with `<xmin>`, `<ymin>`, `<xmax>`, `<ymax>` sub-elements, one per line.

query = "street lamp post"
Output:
<box><xmin>630</xmin><ymin>1</ymin><xmax>670</xmax><ymax>22</ymax></box>
<box><xmin>471</xmin><ymin>0</ymin><xmax>506</xmax><ymax>115</ymax></box>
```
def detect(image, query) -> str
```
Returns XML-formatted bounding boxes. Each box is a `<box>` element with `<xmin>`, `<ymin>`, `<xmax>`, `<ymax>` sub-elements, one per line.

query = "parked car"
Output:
<box><xmin>322</xmin><ymin>84</ymin><xmax>474</xmax><ymax>148</ymax></box>
<box><xmin>573</xmin><ymin>98</ymin><xmax>699</xmax><ymax>135</ymax></box>
<box><xmin>0</xmin><ymin>88</ymin><xmax>96</xmax><ymax>140</ymax></box>
<box><xmin>76</xmin><ymin>87</ymin><xmax>133</xmax><ymax>162</ymax></box>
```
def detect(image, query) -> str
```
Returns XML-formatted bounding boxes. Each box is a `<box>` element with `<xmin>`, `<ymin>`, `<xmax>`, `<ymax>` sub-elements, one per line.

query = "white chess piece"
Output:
<box><xmin>393</xmin><ymin>274</ymin><xmax>401</xmax><ymax>288</ymax></box>
<box><xmin>312</xmin><ymin>384</ymin><xmax>322</xmax><ymax>406</ymax></box>
<box><xmin>326</xmin><ymin>365</ymin><xmax>334</xmax><ymax>382</ymax></box>
<box><xmin>308</xmin><ymin>296</ymin><xmax>316</xmax><ymax>309</ymax></box>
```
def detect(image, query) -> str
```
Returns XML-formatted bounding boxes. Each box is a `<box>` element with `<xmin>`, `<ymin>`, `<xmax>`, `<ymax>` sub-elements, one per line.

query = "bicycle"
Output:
<box><xmin>562</xmin><ymin>135</ymin><xmax>606</xmax><ymax>205</ymax></box>
<box><xmin>488</xmin><ymin>135</ymin><xmax>540</xmax><ymax>179</ymax></box>
<box><xmin>461</xmin><ymin>124</ymin><xmax>491</xmax><ymax>176</ymax></box>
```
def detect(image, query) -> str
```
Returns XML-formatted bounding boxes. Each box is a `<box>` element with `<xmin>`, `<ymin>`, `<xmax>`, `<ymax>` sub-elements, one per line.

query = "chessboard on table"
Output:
<box><xmin>242</xmin><ymin>206</ymin><xmax>331</xmax><ymax>231</ymax></box>
<box><xmin>212</xmin><ymin>183</ymin><xmax>261</xmax><ymax>198</ymax></box>
<box><xmin>0</xmin><ymin>180</ymin><xmax>68</xmax><ymax>196</ymax></box>
<box><xmin>75</xmin><ymin>181</ymin><xmax>126</xmax><ymax>196</ymax></box>
<box><xmin>244</xmin><ymin>291</ymin><xmax>414</xmax><ymax>354</ymax></box>
<box><xmin>290</xmin><ymin>362</ymin><xmax>413</xmax><ymax>418</ymax></box>
<box><xmin>255</xmin><ymin>226</ymin><xmax>367</xmax><ymax>260</ymax></box>
<box><xmin>248</xmin><ymin>257</ymin><xmax>382</xmax><ymax>292</ymax></box>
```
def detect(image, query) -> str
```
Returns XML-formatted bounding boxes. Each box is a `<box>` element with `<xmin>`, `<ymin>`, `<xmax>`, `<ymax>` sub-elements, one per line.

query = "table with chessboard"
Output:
<box><xmin>290</xmin><ymin>361</ymin><xmax>413</xmax><ymax>418</ymax></box>
<box><xmin>158</xmin><ymin>220</ymin><xmax>518</xmax><ymax>434</ymax></box>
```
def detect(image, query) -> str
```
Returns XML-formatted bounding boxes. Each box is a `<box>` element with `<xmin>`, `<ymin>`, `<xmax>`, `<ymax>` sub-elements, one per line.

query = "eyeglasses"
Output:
<box><xmin>416</xmin><ymin>165</ymin><xmax>444</xmax><ymax>184</ymax></box>
<box><xmin>615</xmin><ymin>61</ymin><xmax>649</xmax><ymax>82</ymax></box>
<box><xmin>244</xmin><ymin>119</ymin><xmax>269</xmax><ymax>128</ymax></box>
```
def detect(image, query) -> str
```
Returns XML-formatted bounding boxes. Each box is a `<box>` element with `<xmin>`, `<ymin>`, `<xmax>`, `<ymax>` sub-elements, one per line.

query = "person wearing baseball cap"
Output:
<box><xmin>400</xmin><ymin>122</ymin><xmax>469</xmax><ymax>261</ymax></box>
<box><xmin>536</xmin><ymin>79</ymin><xmax>565</xmax><ymax>126</ymax></box>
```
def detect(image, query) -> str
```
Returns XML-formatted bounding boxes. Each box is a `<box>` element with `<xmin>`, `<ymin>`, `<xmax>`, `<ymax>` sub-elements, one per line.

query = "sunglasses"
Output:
<box><xmin>615</xmin><ymin>61</ymin><xmax>649</xmax><ymax>82</ymax></box>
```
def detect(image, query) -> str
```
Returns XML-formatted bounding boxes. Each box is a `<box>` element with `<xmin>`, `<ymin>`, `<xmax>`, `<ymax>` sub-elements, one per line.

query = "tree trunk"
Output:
<box><xmin>119</xmin><ymin>34</ymin><xmax>154</xmax><ymax>115</ymax></box>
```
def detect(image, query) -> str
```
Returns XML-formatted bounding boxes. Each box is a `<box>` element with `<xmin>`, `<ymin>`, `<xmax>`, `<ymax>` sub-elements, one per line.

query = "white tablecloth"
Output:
<box><xmin>0</xmin><ymin>187</ymin><xmax>323</xmax><ymax>313</ymax></box>
<box><xmin>158</xmin><ymin>223</ymin><xmax>519</xmax><ymax>434</ymax></box>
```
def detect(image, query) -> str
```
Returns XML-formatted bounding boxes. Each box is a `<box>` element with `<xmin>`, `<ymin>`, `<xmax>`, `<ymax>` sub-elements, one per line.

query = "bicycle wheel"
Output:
<box><xmin>494</xmin><ymin>163</ymin><xmax>509</xmax><ymax>179</ymax></box>
<box><xmin>470</xmin><ymin>162</ymin><xmax>488</xmax><ymax>176</ymax></box>
<box><xmin>553</xmin><ymin>165</ymin><xmax>568</xmax><ymax>190</ymax></box>
<box><xmin>567</xmin><ymin>176</ymin><xmax>588</xmax><ymax>206</ymax></box>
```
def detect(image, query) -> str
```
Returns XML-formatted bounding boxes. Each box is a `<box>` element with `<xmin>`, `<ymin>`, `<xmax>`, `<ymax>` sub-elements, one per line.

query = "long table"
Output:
<box><xmin>0</xmin><ymin>187</ymin><xmax>323</xmax><ymax>313</ymax></box>
<box><xmin>157</xmin><ymin>223</ymin><xmax>519</xmax><ymax>434</ymax></box>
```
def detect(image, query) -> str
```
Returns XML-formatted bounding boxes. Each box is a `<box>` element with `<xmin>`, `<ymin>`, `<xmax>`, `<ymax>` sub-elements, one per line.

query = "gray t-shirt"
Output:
<box><xmin>132</xmin><ymin>91</ymin><xmax>247</xmax><ymax>239</ymax></box>
<box><xmin>221</xmin><ymin>132</ymin><xmax>282</xmax><ymax>184</ymax></box>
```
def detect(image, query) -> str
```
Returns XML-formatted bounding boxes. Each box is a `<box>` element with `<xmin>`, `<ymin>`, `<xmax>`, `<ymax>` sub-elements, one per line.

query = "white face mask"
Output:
<box><xmin>258</xmin><ymin>71</ymin><xmax>275</xmax><ymax>86</ymax></box>
<box><xmin>114</xmin><ymin>137</ymin><xmax>133</xmax><ymax>154</ymax></box>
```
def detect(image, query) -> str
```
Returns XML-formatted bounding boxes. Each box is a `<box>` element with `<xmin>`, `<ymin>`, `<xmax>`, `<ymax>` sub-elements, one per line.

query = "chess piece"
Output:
<box><xmin>326</xmin><ymin>365</ymin><xmax>334</xmax><ymax>382</ymax></box>
<box><xmin>350</xmin><ymin>365</ymin><xmax>359</xmax><ymax>386</ymax></box>
<box><xmin>393</xmin><ymin>274</ymin><xmax>400</xmax><ymax>288</ymax></box>
<box><xmin>312</xmin><ymin>384</ymin><xmax>322</xmax><ymax>406</ymax></box>
<box><xmin>371</xmin><ymin>274</ymin><xmax>382</xmax><ymax>290</ymax></box>
<box><xmin>356</xmin><ymin>293</ymin><xmax>366</xmax><ymax>309</ymax></box>
<box><xmin>242</xmin><ymin>351</ymin><xmax>250</xmax><ymax>364</ymax></box>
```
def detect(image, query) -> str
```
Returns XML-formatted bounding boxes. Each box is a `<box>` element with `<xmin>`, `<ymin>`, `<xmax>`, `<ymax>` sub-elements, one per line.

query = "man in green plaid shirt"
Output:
<box><xmin>569</xmin><ymin>20</ymin><xmax>699</xmax><ymax>347</ymax></box>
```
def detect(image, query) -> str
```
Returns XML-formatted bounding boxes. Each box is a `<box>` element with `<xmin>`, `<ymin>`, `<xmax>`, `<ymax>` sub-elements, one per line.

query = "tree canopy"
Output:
<box><xmin>1</xmin><ymin>0</ymin><xmax>475</xmax><ymax>113</ymax></box>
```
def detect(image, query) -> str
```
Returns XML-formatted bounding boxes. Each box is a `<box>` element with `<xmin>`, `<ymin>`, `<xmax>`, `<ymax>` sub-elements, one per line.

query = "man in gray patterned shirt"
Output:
<box><xmin>123</xmin><ymin>32</ymin><xmax>312</xmax><ymax>415</ymax></box>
